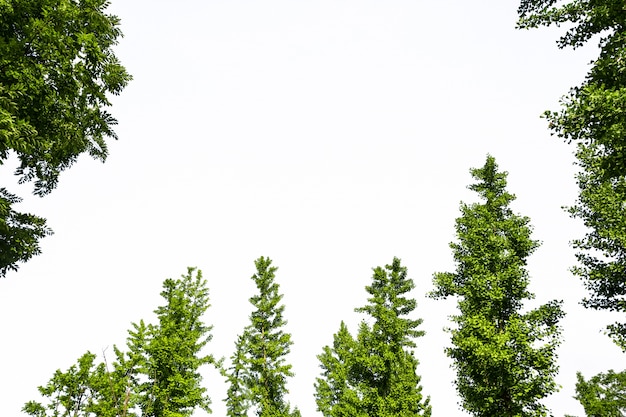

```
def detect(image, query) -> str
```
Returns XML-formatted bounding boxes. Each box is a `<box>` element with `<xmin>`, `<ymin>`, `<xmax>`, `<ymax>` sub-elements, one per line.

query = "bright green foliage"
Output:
<box><xmin>0</xmin><ymin>0</ymin><xmax>131</xmax><ymax>194</ymax></box>
<box><xmin>430</xmin><ymin>156</ymin><xmax>564</xmax><ymax>417</ymax></box>
<box><xmin>0</xmin><ymin>187</ymin><xmax>52</xmax><ymax>277</ymax></box>
<box><xmin>315</xmin><ymin>257</ymin><xmax>431</xmax><ymax>417</ymax></box>
<box><xmin>224</xmin><ymin>257</ymin><xmax>300</xmax><ymax>417</ymax></box>
<box><xmin>22</xmin><ymin>351</ymin><xmax>134</xmax><ymax>417</ymax></box>
<box><xmin>223</xmin><ymin>334</ymin><xmax>250</xmax><ymax>417</ymax></box>
<box><xmin>517</xmin><ymin>1</ymin><xmax>626</xmax><ymax>349</ymax></box>
<box><xmin>569</xmin><ymin>145</ymin><xmax>626</xmax><ymax>350</ymax></box>
<box><xmin>315</xmin><ymin>321</ymin><xmax>364</xmax><ymax>417</ymax></box>
<box><xmin>131</xmin><ymin>268</ymin><xmax>216</xmax><ymax>417</ymax></box>
<box><xmin>24</xmin><ymin>268</ymin><xmax>215</xmax><ymax>417</ymax></box>
<box><xmin>517</xmin><ymin>0</ymin><xmax>626</xmax><ymax>177</ymax></box>
<box><xmin>573</xmin><ymin>369</ymin><xmax>626</xmax><ymax>417</ymax></box>
<box><xmin>0</xmin><ymin>0</ymin><xmax>131</xmax><ymax>275</ymax></box>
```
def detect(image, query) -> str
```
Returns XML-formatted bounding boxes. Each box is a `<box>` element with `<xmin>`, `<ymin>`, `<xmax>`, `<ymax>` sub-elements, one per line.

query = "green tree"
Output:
<box><xmin>315</xmin><ymin>257</ymin><xmax>431</xmax><ymax>417</ymax></box>
<box><xmin>517</xmin><ymin>1</ymin><xmax>626</xmax><ymax>348</ymax></box>
<box><xmin>0</xmin><ymin>0</ymin><xmax>131</xmax><ymax>276</ymax></box>
<box><xmin>571</xmin><ymin>369</ymin><xmax>626</xmax><ymax>417</ymax></box>
<box><xmin>131</xmin><ymin>267</ymin><xmax>216</xmax><ymax>417</ymax></box>
<box><xmin>224</xmin><ymin>257</ymin><xmax>300</xmax><ymax>417</ymax></box>
<box><xmin>23</xmin><ymin>267</ymin><xmax>215</xmax><ymax>417</ymax></box>
<box><xmin>430</xmin><ymin>156</ymin><xmax>564</xmax><ymax>417</ymax></box>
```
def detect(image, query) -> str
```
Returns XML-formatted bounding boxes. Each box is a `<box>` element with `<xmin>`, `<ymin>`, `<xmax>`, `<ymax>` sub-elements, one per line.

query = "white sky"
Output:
<box><xmin>1</xmin><ymin>1</ymin><xmax>624</xmax><ymax>416</ymax></box>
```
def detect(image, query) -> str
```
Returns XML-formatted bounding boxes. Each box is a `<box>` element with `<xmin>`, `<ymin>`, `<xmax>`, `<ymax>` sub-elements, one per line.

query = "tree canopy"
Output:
<box><xmin>0</xmin><ymin>0</ymin><xmax>131</xmax><ymax>276</ymax></box>
<box><xmin>517</xmin><ymin>0</ymin><xmax>626</xmax><ymax>178</ymax></box>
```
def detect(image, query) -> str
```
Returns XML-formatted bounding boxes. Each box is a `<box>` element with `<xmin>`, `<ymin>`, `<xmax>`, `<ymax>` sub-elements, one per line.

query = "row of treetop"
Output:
<box><xmin>23</xmin><ymin>156</ymin><xmax>625</xmax><ymax>417</ymax></box>
<box><xmin>2</xmin><ymin>0</ymin><xmax>626</xmax><ymax>416</ymax></box>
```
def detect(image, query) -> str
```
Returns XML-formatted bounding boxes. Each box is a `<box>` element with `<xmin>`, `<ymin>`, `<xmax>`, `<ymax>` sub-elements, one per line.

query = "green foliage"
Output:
<box><xmin>569</xmin><ymin>145</ymin><xmax>626</xmax><ymax>350</ymax></box>
<box><xmin>0</xmin><ymin>0</ymin><xmax>131</xmax><ymax>193</ymax></box>
<box><xmin>430</xmin><ymin>156</ymin><xmax>564</xmax><ymax>417</ymax></box>
<box><xmin>0</xmin><ymin>187</ymin><xmax>52</xmax><ymax>277</ymax></box>
<box><xmin>517</xmin><ymin>1</ymin><xmax>626</xmax><ymax>349</ymax></box>
<box><xmin>315</xmin><ymin>257</ymin><xmax>431</xmax><ymax>417</ymax></box>
<box><xmin>224</xmin><ymin>257</ymin><xmax>300</xmax><ymax>417</ymax></box>
<box><xmin>574</xmin><ymin>369</ymin><xmax>626</xmax><ymax>417</ymax></box>
<box><xmin>0</xmin><ymin>0</ymin><xmax>131</xmax><ymax>275</ymax></box>
<box><xmin>223</xmin><ymin>334</ymin><xmax>250</xmax><ymax>417</ymax></box>
<box><xmin>22</xmin><ymin>350</ymin><xmax>136</xmax><ymax>417</ymax></box>
<box><xmin>129</xmin><ymin>268</ymin><xmax>216</xmax><ymax>417</ymax></box>
<box><xmin>23</xmin><ymin>267</ymin><xmax>215</xmax><ymax>417</ymax></box>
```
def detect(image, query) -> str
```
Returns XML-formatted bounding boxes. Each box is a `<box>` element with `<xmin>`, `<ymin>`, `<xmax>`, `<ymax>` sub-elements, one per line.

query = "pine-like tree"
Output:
<box><xmin>224</xmin><ymin>257</ymin><xmax>300</xmax><ymax>417</ymax></box>
<box><xmin>315</xmin><ymin>257</ymin><xmax>431</xmax><ymax>417</ymax></box>
<box><xmin>430</xmin><ymin>156</ymin><xmax>564</xmax><ymax>417</ymax></box>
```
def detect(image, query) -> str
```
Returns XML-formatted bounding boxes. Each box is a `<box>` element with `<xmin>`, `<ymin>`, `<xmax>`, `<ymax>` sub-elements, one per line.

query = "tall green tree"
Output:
<box><xmin>130</xmin><ymin>267</ymin><xmax>216</xmax><ymax>417</ymax></box>
<box><xmin>0</xmin><ymin>0</ymin><xmax>131</xmax><ymax>276</ymax></box>
<box><xmin>315</xmin><ymin>257</ymin><xmax>431</xmax><ymax>417</ymax></box>
<box><xmin>517</xmin><ymin>0</ymin><xmax>626</xmax><ymax>349</ymax></box>
<box><xmin>224</xmin><ymin>257</ymin><xmax>300</xmax><ymax>417</ymax></box>
<box><xmin>430</xmin><ymin>156</ymin><xmax>564</xmax><ymax>417</ymax></box>
<box><xmin>23</xmin><ymin>267</ymin><xmax>216</xmax><ymax>417</ymax></box>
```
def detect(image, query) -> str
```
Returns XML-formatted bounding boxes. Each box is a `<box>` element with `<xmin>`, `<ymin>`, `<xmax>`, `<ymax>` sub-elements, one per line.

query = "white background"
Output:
<box><xmin>1</xmin><ymin>1</ymin><xmax>624</xmax><ymax>416</ymax></box>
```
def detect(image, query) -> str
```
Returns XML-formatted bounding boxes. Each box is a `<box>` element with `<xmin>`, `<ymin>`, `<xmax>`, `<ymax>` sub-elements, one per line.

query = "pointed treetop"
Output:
<box><xmin>355</xmin><ymin>257</ymin><xmax>423</xmax><ymax>346</ymax></box>
<box><xmin>468</xmin><ymin>155</ymin><xmax>515</xmax><ymax>210</ymax></box>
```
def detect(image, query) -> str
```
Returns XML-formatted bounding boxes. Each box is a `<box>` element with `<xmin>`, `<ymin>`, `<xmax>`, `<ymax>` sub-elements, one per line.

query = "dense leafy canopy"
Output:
<box><xmin>23</xmin><ymin>268</ymin><xmax>216</xmax><ymax>417</ymax></box>
<box><xmin>431</xmin><ymin>156</ymin><xmax>564</xmax><ymax>417</ymax></box>
<box><xmin>0</xmin><ymin>0</ymin><xmax>130</xmax><ymax>276</ymax></box>
<box><xmin>517</xmin><ymin>0</ymin><xmax>626</xmax><ymax>349</ymax></box>
<box><xmin>224</xmin><ymin>257</ymin><xmax>300</xmax><ymax>417</ymax></box>
<box><xmin>315</xmin><ymin>257</ymin><xmax>431</xmax><ymax>417</ymax></box>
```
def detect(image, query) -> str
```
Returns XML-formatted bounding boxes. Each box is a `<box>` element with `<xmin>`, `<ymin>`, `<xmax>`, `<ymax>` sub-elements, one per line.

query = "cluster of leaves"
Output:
<box><xmin>568</xmin><ymin>146</ymin><xmax>626</xmax><ymax>350</ymax></box>
<box><xmin>0</xmin><ymin>0</ymin><xmax>131</xmax><ymax>276</ymax></box>
<box><xmin>23</xmin><ymin>268</ymin><xmax>216</xmax><ymax>417</ymax></box>
<box><xmin>315</xmin><ymin>257</ymin><xmax>431</xmax><ymax>417</ymax></box>
<box><xmin>569</xmin><ymin>369</ymin><xmax>626</xmax><ymax>417</ymax></box>
<box><xmin>0</xmin><ymin>187</ymin><xmax>51</xmax><ymax>277</ymax></box>
<box><xmin>517</xmin><ymin>0</ymin><xmax>626</xmax><ymax>179</ymax></box>
<box><xmin>430</xmin><ymin>156</ymin><xmax>564</xmax><ymax>417</ymax></box>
